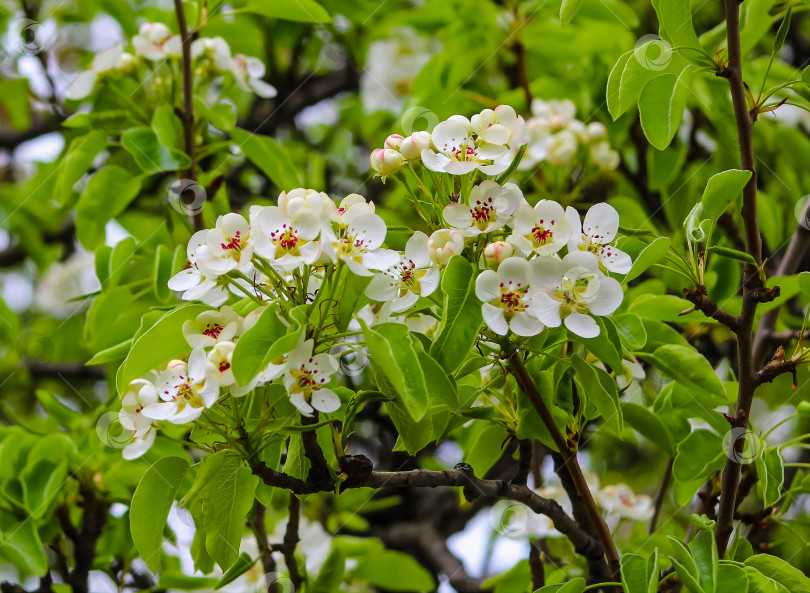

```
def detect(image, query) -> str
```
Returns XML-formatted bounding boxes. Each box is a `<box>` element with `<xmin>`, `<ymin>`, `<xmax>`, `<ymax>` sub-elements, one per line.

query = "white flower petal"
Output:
<box><xmin>588</xmin><ymin>276</ymin><xmax>623</xmax><ymax>315</ymax></box>
<box><xmin>564</xmin><ymin>312</ymin><xmax>599</xmax><ymax>338</ymax></box>
<box><xmin>583</xmin><ymin>203</ymin><xmax>620</xmax><ymax>243</ymax></box>
<box><xmin>482</xmin><ymin>303</ymin><xmax>509</xmax><ymax>335</ymax></box>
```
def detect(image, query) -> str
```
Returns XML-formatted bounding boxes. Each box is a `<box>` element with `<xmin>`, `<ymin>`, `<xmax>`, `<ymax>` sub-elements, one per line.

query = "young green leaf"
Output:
<box><xmin>639</xmin><ymin>66</ymin><xmax>693</xmax><ymax>150</ymax></box>
<box><xmin>131</xmin><ymin>456</ymin><xmax>191</xmax><ymax>572</ymax></box>
<box><xmin>560</xmin><ymin>0</ymin><xmax>585</xmax><ymax>27</ymax></box>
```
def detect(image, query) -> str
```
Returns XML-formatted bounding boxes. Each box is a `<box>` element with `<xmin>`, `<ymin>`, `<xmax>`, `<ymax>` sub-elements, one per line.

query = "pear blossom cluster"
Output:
<box><xmin>369</xmin><ymin>105</ymin><xmax>528</xmax><ymax>178</ymax></box>
<box><xmin>115</xmin><ymin>104</ymin><xmax>632</xmax><ymax>460</ymax></box>
<box><xmin>66</xmin><ymin>23</ymin><xmax>276</xmax><ymax>100</ymax></box>
<box><xmin>515</xmin><ymin>99</ymin><xmax>620</xmax><ymax>170</ymax></box>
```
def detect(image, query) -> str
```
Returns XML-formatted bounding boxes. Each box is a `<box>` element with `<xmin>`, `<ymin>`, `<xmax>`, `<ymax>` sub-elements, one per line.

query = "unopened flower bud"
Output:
<box><xmin>483</xmin><ymin>241</ymin><xmax>514</xmax><ymax>266</ymax></box>
<box><xmin>385</xmin><ymin>134</ymin><xmax>404</xmax><ymax>150</ymax></box>
<box><xmin>585</xmin><ymin>122</ymin><xmax>607</xmax><ymax>143</ymax></box>
<box><xmin>400</xmin><ymin>131</ymin><xmax>431</xmax><ymax>160</ymax></box>
<box><xmin>428</xmin><ymin>229</ymin><xmax>465</xmax><ymax>266</ymax></box>
<box><xmin>370</xmin><ymin>148</ymin><xmax>405</xmax><ymax>179</ymax></box>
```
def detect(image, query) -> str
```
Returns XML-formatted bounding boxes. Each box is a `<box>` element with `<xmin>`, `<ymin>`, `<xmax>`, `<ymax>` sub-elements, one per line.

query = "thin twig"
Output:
<box><xmin>649</xmin><ymin>458</ymin><xmax>673</xmax><ymax>534</ymax></box>
<box><xmin>508</xmin><ymin>352</ymin><xmax>620</xmax><ymax>582</ymax></box>
<box><xmin>252</xmin><ymin>503</ymin><xmax>278</xmax><ymax>593</ymax></box>
<box><xmin>173</xmin><ymin>0</ymin><xmax>204</xmax><ymax>231</ymax></box>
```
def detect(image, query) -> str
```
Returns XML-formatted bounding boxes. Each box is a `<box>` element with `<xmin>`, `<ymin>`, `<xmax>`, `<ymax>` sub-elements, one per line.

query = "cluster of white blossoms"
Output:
<box><xmin>117</xmin><ymin>104</ymin><xmax>631</xmax><ymax>457</ymax></box>
<box><xmin>513</xmin><ymin>99</ymin><xmax>620</xmax><ymax>171</ymax></box>
<box><xmin>66</xmin><ymin>23</ymin><xmax>276</xmax><ymax>100</ymax></box>
<box><xmin>360</xmin><ymin>27</ymin><xmax>439</xmax><ymax>115</ymax></box>
<box><xmin>369</xmin><ymin>105</ymin><xmax>529</xmax><ymax>179</ymax></box>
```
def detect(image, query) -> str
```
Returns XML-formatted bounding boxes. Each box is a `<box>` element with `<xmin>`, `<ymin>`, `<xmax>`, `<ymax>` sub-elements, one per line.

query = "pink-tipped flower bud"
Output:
<box><xmin>483</xmin><ymin>241</ymin><xmax>514</xmax><ymax>267</ymax></box>
<box><xmin>384</xmin><ymin>134</ymin><xmax>404</xmax><ymax>150</ymax></box>
<box><xmin>400</xmin><ymin>131</ymin><xmax>431</xmax><ymax>161</ymax></box>
<box><xmin>370</xmin><ymin>148</ymin><xmax>405</xmax><ymax>179</ymax></box>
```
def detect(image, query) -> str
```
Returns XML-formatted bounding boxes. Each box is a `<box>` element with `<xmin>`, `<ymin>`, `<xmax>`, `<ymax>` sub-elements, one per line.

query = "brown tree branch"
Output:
<box><xmin>510</xmin><ymin>438</ymin><xmax>532</xmax><ymax>486</ymax></box>
<box><xmin>173</xmin><ymin>0</ymin><xmax>204</xmax><ymax>231</ymax></box>
<box><xmin>714</xmin><ymin>0</ymin><xmax>765</xmax><ymax>556</ymax></box>
<box><xmin>508</xmin><ymin>353</ymin><xmax>620</xmax><ymax>582</ymax></box>
<box><xmin>251</xmin><ymin>503</ymin><xmax>279</xmax><ymax>593</ymax></box>
<box><xmin>529</xmin><ymin>541</ymin><xmax>545</xmax><ymax>591</ymax></box>
<box><xmin>248</xmin><ymin>459</ymin><xmax>604</xmax><ymax>564</ymax></box>
<box><xmin>282</xmin><ymin>495</ymin><xmax>302</xmax><ymax>591</ymax></box>
<box><xmin>682</xmin><ymin>285</ymin><xmax>740</xmax><ymax>331</ymax></box>
<box><xmin>649</xmin><ymin>458</ymin><xmax>673</xmax><ymax>534</ymax></box>
<box><xmin>752</xmin><ymin>198</ymin><xmax>810</xmax><ymax>365</ymax></box>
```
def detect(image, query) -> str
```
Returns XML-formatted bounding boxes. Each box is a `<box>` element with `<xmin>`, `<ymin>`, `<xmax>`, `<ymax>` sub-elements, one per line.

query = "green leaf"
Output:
<box><xmin>651</xmin><ymin>344</ymin><xmax>726</xmax><ymax>401</ymax></box>
<box><xmin>119</xmin><ymin>304</ymin><xmax>210</xmax><ymax>392</ymax></box>
<box><xmin>55</xmin><ymin>130</ymin><xmax>108</xmax><ymax>205</ymax></box>
<box><xmin>756</xmin><ymin>447</ymin><xmax>784</xmax><ymax>507</ymax></box>
<box><xmin>350</xmin><ymin>548</ymin><xmax>435</xmax><ymax>592</ymax></box>
<box><xmin>0</xmin><ymin>519</ymin><xmax>48</xmax><ymax>575</ymax></box>
<box><xmin>154</xmin><ymin>245</ymin><xmax>176</xmax><ymax>303</ymax></box>
<box><xmin>708</xmin><ymin>245</ymin><xmax>757</xmax><ymax>266</ymax></box>
<box><xmin>231</xmin><ymin>303</ymin><xmax>289</xmax><ymax>386</ymax></box>
<box><xmin>362</xmin><ymin>322</ymin><xmax>429</xmax><ymax>421</ymax></box>
<box><xmin>700</xmin><ymin>169</ymin><xmax>752</xmax><ymax>223</ymax></box>
<box><xmin>243</xmin><ymin>0</ymin><xmax>331</xmax><ymax>22</ymax></box>
<box><xmin>22</xmin><ymin>459</ymin><xmax>67</xmax><ymax>519</ymax></box>
<box><xmin>690</xmin><ymin>530</ymin><xmax>717</xmax><ymax>593</ymax></box>
<box><xmin>158</xmin><ymin>573</ymin><xmax>219</xmax><ymax>591</ymax></box>
<box><xmin>572</xmin><ymin>355</ymin><xmax>622</xmax><ymax>433</ymax></box>
<box><xmin>797</xmin><ymin>271</ymin><xmax>810</xmax><ymax>296</ymax></box>
<box><xmin>215</xmin><ymin>552</ymin><xmax>256</xmax><ymax>589</ymax></box>
<box><xmin>745</xmin><ymin>554</ymin><xmax>810</xmax><ymax>593</ymax></box>
<box><xmin>151</xmin><ymin>104</ymin><xmax>184</xmax><ymax>151</ymax></box>
<box><xmin>716</xmin><ymin>564</ymin><xmax>749</xmax><ymax>593</ymax></box>
<box><xmin>606</xmin><ymin>50</ymin><xmax>634</xmax><ymax>120</ymax></box>
<box><xmin>194</xmin><ymin>97</ymin><xmax>236</xmax><ymax>132</ymax></box>
<box><xmin>76</xmin><ymin>166</ymin><xmax>142</xmax><ymax>249</ymax></box>
<box><xmin>121</xmin><ymin>126</ymin><xmax>191</xmax><ymax>174</ymax></box>
<box><xmin>773</xmin><ymin>6</ymin><xmax>792</xmax><ymax>55</ymax></box>
<box><xmin>580</xmin><ymin>317</ymin><xmax>623</xmax><ymax>372</ymax></box>
<box><xmin>311</xmin><ymin>547</ymin><xmax>346</xmax><ymax>593</ymax></box>
<box><xmin>533</xmin><ymin>578</ymin><xmax>586</xmax><ymax>593</ymax></box>
<box><xmin>620</xmin><ymin>550</ymin><xmax>658</xmax><ymax>593</ymax></box>
<box><xmin>201</xmin><ymin>451</ymin><xmax>258</xmax><ymax>570</ymax></box>
<box><xmin>622</xmin><ymin>402</ymin><xmax>674</xmax><ymax>456</ymax></box>
<box><xmin>612</xmin><ymin>313</ymin><xmax>647</xmax><ymax>350</ymax></box>
<box><xmin>656</xmin><ymin>0</ymin><xmax>701</xmax><ymax>49</ymax></box>
<box><xmin>624</xmin><ymin>237</ymin><xmax>671</xmax><ymax>282</ymax></box>
<box><xmin>639</xmin><ymin>67</ymin><xmax>693</xmax><ymax>150</ymax></box>
<box><xmin>672</xmin><ymin>558</ymin><xmax>703</xmax><ymax>593</ymax></box>
<box><xmin>429</xmin><ymin>256</ymin><xmax>483</xmax><ymax>373</ymax></box>
<box><xmin>333</xmin><ymin>270</ymin><xmax>371</xmax><ymax>332</ymax></box>
<box><xmin>560</xmin><ymin>0</ymin><xmax>585</xmax><ymax>26</ymax></box>
<box><xmin>131</xmin><ymin>457</ymin><xmax>191</xmax><ymax>571</ymax></box>
<box><xmin>673</xmin><ymin>431</ymin><xmax>725</xmax><ymax>505</ymax></box>
<box><xmin>231</xmin><ymin>128</ymin><xmax>302</xmax><ymax>190</ymax></box>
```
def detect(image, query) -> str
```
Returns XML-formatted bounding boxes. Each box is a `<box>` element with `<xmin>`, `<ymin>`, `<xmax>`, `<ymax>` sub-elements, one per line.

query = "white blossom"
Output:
<box><xmin>508</xmin><ymin>200</ymin><xmax>572</xmax><ymax>255</ymax></box>
<box><xmin>475</xmin><ymin>257</ymin><xmax>545</xmax><ymax>337</ymax></box>
<box><xmin>442</xmin><ymin>181</ymin><xmax>523</xmax><ymax>236</ymax></box>
<box><xmin>132</xmin><ymin>23</ymin><xmax>181</xmax><ymax>61</ymax></box>
<box><xmin>532</xmin><ymin>251</ymin><xmax>623</xmax><ymax>338</ymax></box>
<box><xmin>365</xmin><ymin>231</ymin><xmax>439</xmax><ymax>312</ymax></box>
<box><xmin>283</xmin><ymin>340</ymin><xmax>341</xmax><ymax>416</ymax></box>
<box><xmin>565</xmin><ymin>203</ymin><xmax>632</xmax><ymax>274</ymax></box>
